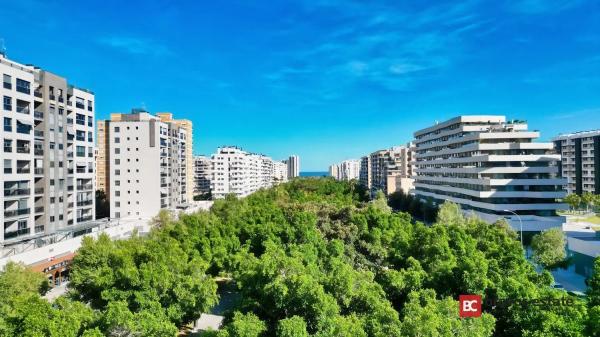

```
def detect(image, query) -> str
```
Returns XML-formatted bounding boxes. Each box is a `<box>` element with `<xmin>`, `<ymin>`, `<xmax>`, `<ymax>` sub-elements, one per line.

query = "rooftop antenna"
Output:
<box><xmin>0</xmin><ymin>38</ymin><xmax>6</xmax><ymax>57</ymax></box>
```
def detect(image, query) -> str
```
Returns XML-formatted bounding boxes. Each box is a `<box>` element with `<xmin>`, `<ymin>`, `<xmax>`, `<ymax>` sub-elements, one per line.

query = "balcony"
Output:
<box><xmin>35</xmin><ymin>206</ymin><xmax>44</xmax><ymax>213</ymax></box>
<box><xmin>16</xmin><ymin>168</ymin><xmax>31</xmax><ymax>174</ymax></box>
<box><xmin>3</xmin><ymin>227</ymin><xmax>30</xmax><ymax>240</ymax></box>
<box><xmin>76</xmin><ymin>185</ymin><xmax>93</xmax><ymax>191</ymax></box>
<box><xmin>34</xmin><ymin>130</ymin><xmax>44</xmax><ymax>138</ymax></box>
<box><xmin>34</xmin><ymin>168</ymin><xmax>43</xmax><ymax>175</ymax></box>
<box><xmin>49</xmin><ymin>95</ymin><xmax>56</xmax><ymax>101</ymax></box>
<box><xmin>34</xmin><ymin>148</ymin><xmax>43</xmax><ymax>156</ymax></box>
<box><xmin>4</xmin><ymin>145</ymin><xmax>12</xmax><ymax>153</ymax></box>
<box><xmin>34</xmin><ymin>91</ymin><xmax>42</xmax><ymax>98</ymax></box>
<box><xmin>4</xmin><ymin>188</ymin><xmax>30</xmax><ymax>197</ymax></box>
<box><xmin>16</xmin><ymin>146</ymin><xmax>30</xmax><ymax>154</ymax></box>
<box><xmin>77</xmin><ymin>216</ymin><xmax>93</xmax><ymax>223</ymax></box>
<box><xmin>58</xmin><ymin>96</ymin><xmax>64</xmax><ymax>103</ymax></box>
<box><xmin>34</xmin><ymin>188</ymin><xmax>44</xmax><ymax>194</ymax></box>
<box><xmin>4</xmin><ymin>208</ymin><xmax>30</xmax><ymax>218</ymax></box>
<box><xmin>34</xmin><ymin>111</ymin><xmax>44</xmax><ymax>119</ymax></box>
<box><xmin>77</xmin><ymin>200</ymin><xmax>93</xmax><ymax>207</ymax></box>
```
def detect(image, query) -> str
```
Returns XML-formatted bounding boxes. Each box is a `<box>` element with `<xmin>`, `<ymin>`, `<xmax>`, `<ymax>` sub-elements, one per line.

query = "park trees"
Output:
<box><xmin>531</xmin><ymin>228</ymin><xmax>567</xmax><ymax>269</ymax></box>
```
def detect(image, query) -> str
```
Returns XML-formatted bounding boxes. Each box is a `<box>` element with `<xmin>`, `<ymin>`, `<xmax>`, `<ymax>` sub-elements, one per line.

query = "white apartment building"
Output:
<box><xmin>413</xmin><ymin>115</ymin><xmax>567</xmax><ymax>231</ymax></box>
<box><xmin>273</xmin><ymin>161</ymin><xmax>288</xmax><ymax>183</ymax></box>
<box><xmin>286</xmin><ymin>155</ymin><xmax>300</xmax><ymax>178</ymax></box>
<box><xmin>99</xmin><ymin>109</ymin><xmax>190</xmax><ymax>220</ymax></box>
<box><xmin>359</xmin><ymin>156</ymin><xmax>371</xmax><ymax>189</ymax></box>
<box><xmin>1</xmin><ymin>52</ymin><xmax>95</xmax><ymax>245</ymax></box>
<box><xmin>193</xmin><ymin>155</ymin><xmax>212</xmax><ymax>196</ymax></box>
<box><xmin>553</xmin><ymin>130</ymin><xmax>600</xmax><ymax>195</ymax></box>
<box><xmin>211</xmin><ymin>146</ymin><xmax>286</xmax><ymax>199</ymax></box>
<box><xmin>330</xmin><ymin>159</ymin><xmax>361</xmax><ymax>181</ymax></box>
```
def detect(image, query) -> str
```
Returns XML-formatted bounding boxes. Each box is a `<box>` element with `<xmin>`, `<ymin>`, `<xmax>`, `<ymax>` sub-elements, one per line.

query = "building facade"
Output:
<box><xmin>98</xmin><ymin>109</ymin><xmax>189</xmax><ymax>220</ymax></box>
<box><xmin>273</xmin><ymin>161</ymin><xmax>288</xmax><ymax>184</ymax></box>
<box><xmin>287</xmin><ymin>155</ymin><xmax>300</xmax><ymax>178</ymax></box>
<box><xmin>369</xmin><ymin>144</ymin><xmax>414</xmax><ymax>195</ymax></box>
<box><xmin>413</xmin><ymin>115</ymin><xmax>567</xmax><ymax>231</ymax></box>
<box><xmin>553</xmin><ymin>130</ymin><xmax>600</xmax><ymax>195</ymax></box>
<box><xmin>330</xmin><ymin>159</ymin><xmax>361</xmax><ymax>181</ymax></box>
<box><xmin>193</xmin><ymin>155</ymin><xmax>212</xmax><ymax>196</ymax></box>
<box><xmin>359</xmin><ymin>156</ymin><xmax>371</xmax><ymax>189</ymax></box>
<box><xmin>1</xmin><ymin>53</ymin><xmax>95</xmax><ymax>244</ymax></box>
<box><xmin>157</xmin><ymin>113</ymin><xmax>194</xmax><ymax>202</ymax></box>
<box><xmin>211</xmin><ymin>146</ymin><xmax>286</xmax><ymax>199</ymax></box>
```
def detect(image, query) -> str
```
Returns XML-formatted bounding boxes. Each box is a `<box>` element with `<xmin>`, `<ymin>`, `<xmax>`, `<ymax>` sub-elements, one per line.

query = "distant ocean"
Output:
<box><xmin>300</xmin><ymin>171</ymin><xmax>328</xmax><ymax>177</ymax></box>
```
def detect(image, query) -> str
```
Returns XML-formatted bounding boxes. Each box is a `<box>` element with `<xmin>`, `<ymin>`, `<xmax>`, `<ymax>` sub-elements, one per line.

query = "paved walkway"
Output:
<box><xmin>43</xmin><ymin>281</ymin><xmax>69</xmax><ymax>301</ymax></box>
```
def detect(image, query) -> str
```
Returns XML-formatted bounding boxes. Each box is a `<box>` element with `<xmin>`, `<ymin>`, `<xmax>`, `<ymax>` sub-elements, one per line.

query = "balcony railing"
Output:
<box><xmin>34</xmin><ymin>111</ymin><xmax>44</xmax><ymax>119</ymax></box>
<box><xmin>77</xmin><ymin>216</ymin><xmax>93</xmax><ymax>223</ymax></box>
<box><xmin>35</xmin><ymin>206</ymin><xmax>44</xmax><ymax>213</ymax></box>
<box><xmin>34</xmin><ymin>168</ymin><xmax>43</xmax><ymax>175</ymax></box>
<box><xmin>4</xmin><ymin>188</ymin><xmax>30</xmax><ymax>196</ymax></box>
<box><xmin>4</xmin><ymin>208</ymin><xmax>30</xmax><ymax>218</ymax></box>
<box><xmin>4</xmin><ymin>146</ymin><xmax>12</xmax><ymax>153</ymax></box>
<box><xmin>34</xmin><ymin>149</ymin><xmax>43</xmax><ymax>156</ymax></box>
<box><xmin>34</xmin><ymin>91</ymin><xmax>42</xmax><ymax>98</ymax></box>
<box><xmin>76</xmin><ymin>185</ymin><xmax>93</xmax><ymax>191</ymax></box>
<box><xmin>77</xmin><ymin>200</ymin><xmax>93</xmax><ymax>207</ymax></box>
<box><xmin>3</xmin><ymin>227</ymin><xmax>30</xmax><ymax>240</ymax></box>
<box><xmin>34</xmin><ymin>130</ymin><xmax>44</xmax><ymax>138</ymax></box>
<box><xmin>16</xmin><ymin>168</ymin><xmax>31</xmax><ymax>174</ymax></box>
<box><xmin>34</xmin><ymin>188</ymin><xmax>44</xmax><ymax>194</ymax></box>
<box><xmin>16</xmin><ymin>146</ymin><xmax>30</xmax><ymax>154</ymax></box>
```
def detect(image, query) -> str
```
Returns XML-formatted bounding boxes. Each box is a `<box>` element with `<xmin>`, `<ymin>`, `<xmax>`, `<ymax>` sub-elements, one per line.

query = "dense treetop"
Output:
<box><xmin>0</xmin><ymin>178</ymin><xmax>598</xmax><ymax>336</ymax></box>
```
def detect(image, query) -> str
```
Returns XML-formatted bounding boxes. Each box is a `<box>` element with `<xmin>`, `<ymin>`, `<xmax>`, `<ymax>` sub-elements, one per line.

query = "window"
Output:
<box><xmin>87</xmin><ymin>100</ymin><xmax>93</xmax><ymax>112</ymax></box>
<box><xmin>16</xmin><ymin>79</ymin><xmax>30</xmax><ymax>94</ymax></box>
<box><xmin>115</xmin><ymin>191</ymin><xmax>120</xmax><ymax>196</ymax></box>
<box><xmin>114</xmin><ymin>137</ymin><xmax>120</xmax><ymax>144</ymax></box>
<box><xmin>50</xmin><ymin>216</ymin><xmax>55</xmax><ymax>222</ymax></box>
<box><xmin>76</xmin><ymin>113</ymin><xmax>85</xmax><ymax>125</ymax></box>
<box><xmin>16</xmin><ymin>121</ymin><xmax>32</xmax><ymax>135</ymax></box>
<box><xmin>115</xmin><ymin>158</ymin><xmax>120</xmax><ymax>165</ymax></box>
<box><xmin>4</xmin><ymin>139</ymin><xmax>12</xmax><ymax>153</ymax></box>
<box><xmin>115</xmin><ymin>148</ymin><xmax>120</xmax><ymax>154</ymax></box>
<box><xmin>115</xmin><ymin>169</ymin><xmax>120</xmax><ymax>176</ymax></box>
<box><xmin>115</xmin><ymin>201</ymin><xmax>120</xmax><ymax>207</ymax></box>
<box><xmin>75</xmin><ymin>97</ymin><xmax>84</xmax><ymax>109</ymax></box>
<box><xmin>115</xmin><ymin>180</ymin><xmax>120</xmax><ymax>186</ymax></box>
<box><xmin>3</xmin><ymin>159</ymin><xmax>11</xmax><ymax>174</ymax></box>
<box><xmin>76</xmin><ymin>145</ymin><xmax>85</xmax><ymax>157</ymax></box>
<box><xmin>3</xmin><ymin>74</ymin><xmax>11</xmax><ymax>89</ymax></box>
<box><xmin>87</xmin><ymin>131</ymin><xmax>93</xmax><ymax>142</ymax></box>
<box><xmin>49</xmin><ymin>142</ymin><xmax>55</xmax><ymax>149</ymax></box>
<box><xmin>3</xmin><ymin>96</ymin><xmax>11</xmax><ymax>111</ymax></box>
<box><xmin>76</xmin><ymin>130</ymin><xmax>85</xmax><ymax>141</ymax></box>
<box><xmin>88</xmin><ymin>116</ymin><xmax>93</xmax><ymax>127</ymax></box>
<box><xmin>3</xmin><ymin>117</ymin><xmax>11</xmax><ymax>132</ymax></box>
<box><xmin>114</xmin><ymin>126</ymin><xmax>120</xmax><ymax>133</ymax></box>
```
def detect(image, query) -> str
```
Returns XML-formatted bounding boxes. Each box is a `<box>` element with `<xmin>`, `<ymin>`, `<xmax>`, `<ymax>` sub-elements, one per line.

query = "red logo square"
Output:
<box><xmin>459</xmin><ymin>295</ymin><xmax>482</xmax><ymax>318</ymax></box>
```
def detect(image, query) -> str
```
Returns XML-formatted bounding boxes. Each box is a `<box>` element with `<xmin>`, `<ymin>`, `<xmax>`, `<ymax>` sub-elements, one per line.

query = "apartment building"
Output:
<box><xmin>1</xmin><ymin>53</ymin><xmax>95</xmax><ymax>244</ymax></box>
<box><xmin>413</xmin><ymin>115</ymin><xmax>567</xmax><ymax>231</ymax></box>
<box><xmin>157</xmin><ymin>113</ymin><xmax>194</xmax><ymax>201</ymax></box>
<box><xmin>359</xmin><ymin>156</ymin><xmax>371</xmax><ymax>189</ymax></box>
<box><xmin>98</xmin><ymin>109</ymin><xmax>189</xmax><ymax>220</ymax></box>
<box><xmin>330</xmin><ymin>159</ymin><xmax>361</xmax><ymax>181</ymax></box>
<box><xmin>286</xmin><ymin>155</ymin><xmax>300</xmax><ymax>178</ymax></box>
<box><xmin>553</xmin><ymin>130</ymin><xmax>600</xmax><ymax>195</ymax></box>
<box><xmin>273</xmin><ymin>161</ymin><xmax>288</xmax><ymax>183</ymax></box>
<box><xmin>211</xmin><ymin>146</ymin><xmax>286</xmax><ymax>199</ymax></box>
<box><xmin>369</xmin><ymin>144</ymin><xmax>414</xmax><ymax>195</ymax></box>
<box><xmin>193</xmin><ymin>155</ymin><xmax>212</xmax><ymax>196</ymax></box>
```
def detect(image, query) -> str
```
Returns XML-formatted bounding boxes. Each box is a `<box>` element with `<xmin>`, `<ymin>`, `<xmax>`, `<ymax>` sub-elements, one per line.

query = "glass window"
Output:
<box><xmin>4</xmin><ymin>117</ymin><xmax>11</xmax><ymax>132</ymax></box>
<box><xmin>76</xmin><ymin>145</ymin><xmax>85</xmax><ymax>157</ymax></box>
<box><xmin>3</xmin><ymin>96</ymin><xmax>12</xmax><ymax>111</ymax></box>
<box><xmin>16</xmin><ymin>79</ymin><xmax>30</xmax><ymax>94</ymax></box>
<box><xmin>3</xmin><ymin>74</ymin><xmax>11</xmax><ymax>89</ymax></box>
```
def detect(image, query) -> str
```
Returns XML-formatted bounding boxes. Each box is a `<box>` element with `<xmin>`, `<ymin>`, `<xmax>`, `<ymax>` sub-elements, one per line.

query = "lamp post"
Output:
<box><xmin>503</xmin><ymin>209</ymin><xmax>523</xmax><ymax>247</ymax></box>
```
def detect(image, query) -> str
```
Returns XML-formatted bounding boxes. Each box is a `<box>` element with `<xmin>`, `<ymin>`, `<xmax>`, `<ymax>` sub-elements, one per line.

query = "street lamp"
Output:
<box><xmin>503</xmin><ymin>209</ymin><xmax>523</xmax><ymax>247</ymax></box>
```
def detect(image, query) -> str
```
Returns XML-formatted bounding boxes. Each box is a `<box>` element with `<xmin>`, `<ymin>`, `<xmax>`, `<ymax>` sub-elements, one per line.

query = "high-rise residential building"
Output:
<box><xmin>369</xmin><ymin>144</ymin><xmax>414</xmax><ymax>195</ymax></box>
<box><xmin>193</xmin><ymin>155</ymin><xmax>212</xmax><ymax>196</ymax></box>
<box><xmin>1</xmin><ymin>53</ymin><xmax>95</xmax><ymax>244</ymax></box>
<box><xmin>552</xmin><ymin>130</ymin><xmax>600</xmax><ymax>195</ymax></box>
<box><xmin>156</xmin><ymin>113</ymin><xmax>194</xmax><ymax>202</ymax></box>
<box><xmin>413</xmin><ymin>115</ymin><xmax>567</xmax><ymax>231</ymax></box>
<box><xmin>287</xmin><ymin>155</ymin><xmax>300</xmax><ymax>178</ymax></box>
<box><xmin>211</xmin><ymin>146</ymin><xmax>285</xmax><ymax>199</ymax></box>
<box><xmin>98</xmin><ymin>109</ymin><xmax>189</xmax><ymax>220</ymax></box>
<box><xmin>330</xmin><ymin>159</ymin><xmax>360</xmax><ymax>181</ymax></box>
<box><xmin>359</xmin><ymin>156</ymin><xmax>371</xmax><ymax>189</ymax></box>
<box><xmin>273</xmin><ymin>161</ymin><xmax>288</xmax><ymax>183</ymax></box>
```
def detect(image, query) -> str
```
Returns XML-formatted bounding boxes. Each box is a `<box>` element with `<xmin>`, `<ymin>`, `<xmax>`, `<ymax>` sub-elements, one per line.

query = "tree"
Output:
<box><xmin>588</xmin><ymin>257</ymin><xmax>600</xmax><ymax>307</ymax></box>
<box><xmin>436</xmin><ymin>201</ymin><xmax>464</xmax><ymax>226</ymax></box>
<box><xmin>222</xmin><ymin>312</ymin><xmax>266</xmax><ymax>337</ymax></box>
<box><xmin>371</xmin><ymin>190</ymin><xmax>391</xmax><ymax>214</ymax></box>
<box><xmin>582</xmin><ymin>192</ymin><xmax>595</xmax><ymax>212</ymax></box>
<box><xmin>564</xmin><ymin>193</ymin><xmax>581</xmax><ymax>211</ymax></box>
<box><xmin>276</xmin><ymin>316</ymin><xmax>309</xmax><ymax>337</ymax></box>
<box><xmin>95</xmin><ymin>190</ymin><xmax>110</xmax><ymax>219</ymax></box>
<box><xmin>150</xmin><ymin>209</ymin><xmax>174</xmax><ymax>228</ymax></box>
<box><xmin>531</xmin><ymin>228</ymin><xmax>567</xmax><ymax>269</ymax></box>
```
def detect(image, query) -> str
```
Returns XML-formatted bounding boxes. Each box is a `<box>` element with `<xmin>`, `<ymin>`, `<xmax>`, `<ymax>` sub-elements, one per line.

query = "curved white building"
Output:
<box><xmin>413</xmin><ymin>115</ymin><xmax>567</xmax><ymax>231</ymax></box>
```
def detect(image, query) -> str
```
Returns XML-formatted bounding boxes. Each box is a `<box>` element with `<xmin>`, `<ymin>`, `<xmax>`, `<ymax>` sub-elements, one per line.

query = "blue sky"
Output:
<box><xmin>1</xmin><ymin>0</ymin><xmax>599</xmax><ymax>171</ymax></box>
